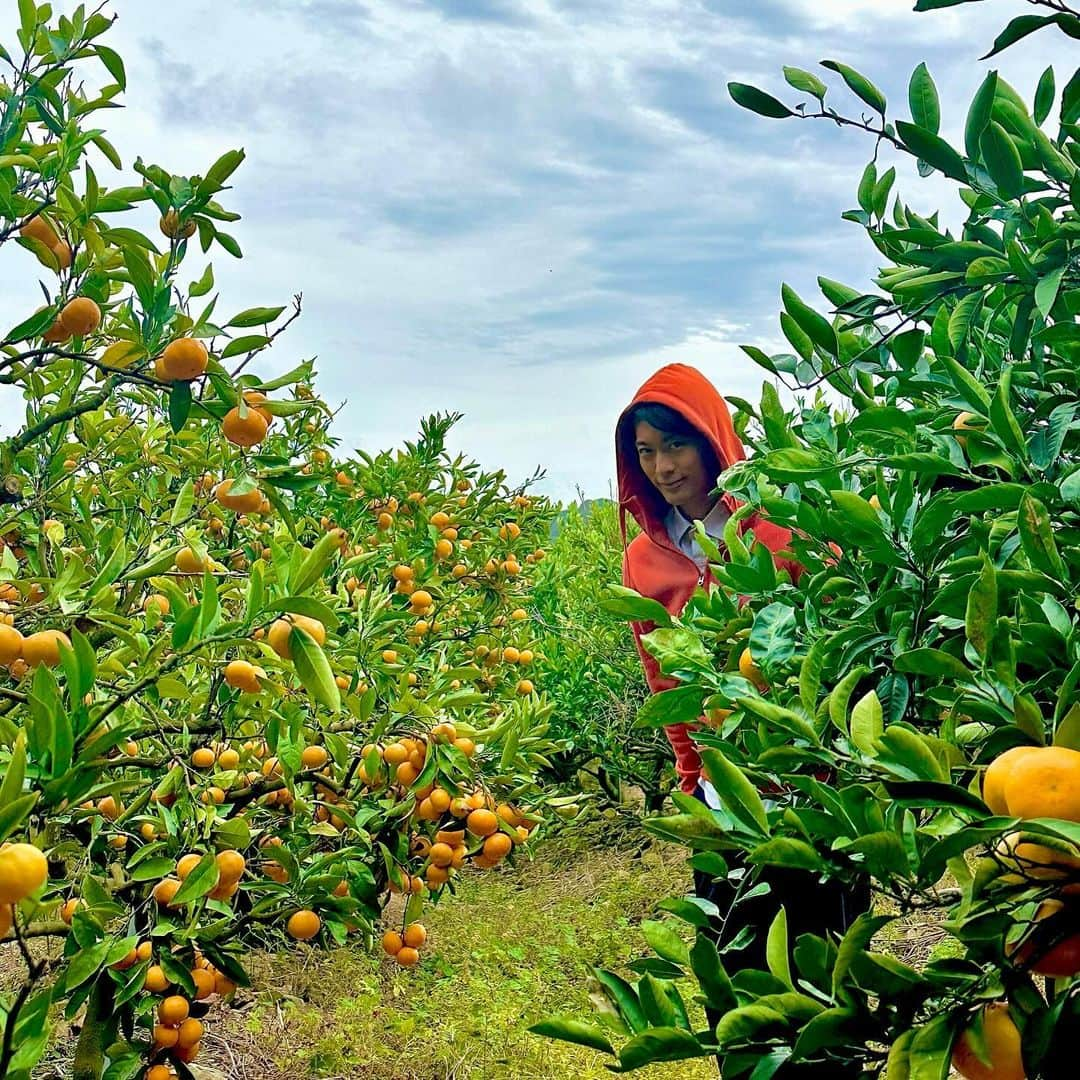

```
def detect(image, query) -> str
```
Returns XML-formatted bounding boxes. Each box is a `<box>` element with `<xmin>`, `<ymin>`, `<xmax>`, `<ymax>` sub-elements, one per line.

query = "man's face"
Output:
<box><xmin>634</xmin><ymin>420</ymin><xmax>712</xmax><ymax>512</ymax></box>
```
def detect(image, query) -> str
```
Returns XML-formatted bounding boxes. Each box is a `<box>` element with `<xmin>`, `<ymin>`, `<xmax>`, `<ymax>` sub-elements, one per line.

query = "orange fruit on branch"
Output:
<box><xmin>267</xmin><ymin>614</ymin><xmax>326</xmax><ymax>660</ymax></box>
<box><xmin>142</xmin><ymin>594</ymin><xmax>170</xmax><ymax>616</ymax></box>
<box><xmin>0</xmin><ymin>843</ymin><xmax>48</xmax><ymax>903</ymax></box>
<box><xmin>59</xmin><ymin>297</ymin><xmax>101</xmax><ymax>337</ymax></box>
<box><xmin>223</xmin><ymin>406</ymin><xmax>269</xmax><ymax>447</ymax></box>
<box><xmin>287</xmin><ymin>909</ymin><xmax>321</xmax><ymax>941</ymax></box>
<box><xmin>21</xmin><ymin>630</ymin><xmax>71</xmax><ymax>669</ymax></box>
<box><xmin>483</xmin><ymin>832</ymin><xmax>513</xmax><ymax>861</ymax></box>
<box><xmin>738</xmin><ymin>647</ymin><xmax>767</xmax><ymax>689</ymax></box>
<box><xmin>982</xmin><ymin>745</ymin><xmax>1039</xmax><ymax>815</ymax></box>
<box><xmin>467</xmin><ymin>808</ymin><xmax>499</xmax><ymax>838</ymax></box>
<box><xmin>223</xmin><ymin>659</ymin><xmax>262</xmax><ymax>693</ymax></box>
<box><xmin>0</xmin><ymin>624</ymin><xmax>23</xmax><ymax>666</ymax></box>
<box><xmin>158</xmin><ymin>995</ymin><xmax>190</xmax><ymax>1027</ymax></box>
<box><xmin>951</xmin><ymin>1002</ymin><xmax>1025</xmax><ymax>1080</ymax></box>
<box><xmin>20</xmin><ymin>215</ymin><xmax>59</xmax><ymax>248</ymax></box>
<box><xmin>215</xmin><ymin>479</ymin><xmax>263</xmax><ymax>513</ymax></box>
<box><xmin>174</xmin><ymin>547</ymin><xmax>206</xmax><ymax>575</ymax></box>
<box><xmin>301</xmin><ymin>745</ymin><xmax>329</xmax><ymax>769</ymax></box>
<box><xmin>160</xmin><ymin>208</ymin><xmax>197</xmax><ymax>239</ymax></box>
<box><xmin>160</xmin><ymin>337</ymin><xmax>208</xmax><ymax>381</ymax></box>
<box><xmin>1003</xmin><ymin>746</ymin><xmax>1080</xmax><ymax>822</ymax></box>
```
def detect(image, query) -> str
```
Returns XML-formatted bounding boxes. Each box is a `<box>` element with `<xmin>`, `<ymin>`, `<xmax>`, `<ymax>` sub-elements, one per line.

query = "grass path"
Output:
<box><xmin>200</xmin><ymin>825</ymin><xmax>716</xmax><ymax>1079</ymax></box>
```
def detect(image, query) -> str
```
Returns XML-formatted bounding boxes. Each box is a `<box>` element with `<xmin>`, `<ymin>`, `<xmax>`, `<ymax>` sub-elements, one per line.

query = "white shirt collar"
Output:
<box><xmin>666</xmin><ymin>499</ymin><xmax>729</xmax><ymax>545</ymax></box>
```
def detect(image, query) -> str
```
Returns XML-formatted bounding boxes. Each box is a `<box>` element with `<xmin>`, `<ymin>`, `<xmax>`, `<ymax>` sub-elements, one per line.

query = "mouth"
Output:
<box><xmin>659</xmin><ymin>478</ymin><xmax>685</xmax><ymax>493</ymax></box>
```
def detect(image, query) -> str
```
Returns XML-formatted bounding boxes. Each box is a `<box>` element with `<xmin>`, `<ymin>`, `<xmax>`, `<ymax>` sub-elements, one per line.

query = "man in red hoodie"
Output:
<box><xmin>617</xmin><ymin>364</ymin><xmax>869</xmax><ymax>1076</ymax></box>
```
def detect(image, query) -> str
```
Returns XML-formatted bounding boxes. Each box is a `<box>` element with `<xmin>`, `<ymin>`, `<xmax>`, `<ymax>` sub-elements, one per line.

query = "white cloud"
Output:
<box><xmin>0</xmin><ymin>0</ymin><xmax>1072</xmax><ymax>501</ymax></box>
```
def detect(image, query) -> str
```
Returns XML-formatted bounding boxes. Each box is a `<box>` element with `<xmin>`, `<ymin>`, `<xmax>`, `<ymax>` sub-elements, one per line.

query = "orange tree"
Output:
<box><xmin>531</xmin><ymin>499</ymin><xmax>671</xmax><ymax>814</ymax></box>
<box><xmin>534</xmin><ymin>3</ymin><xmax>1080</xmax><ymax>1077</ymax></box>
<box><xmin>0</xmin><ymin>7</ymin><xmax>562</xmax><ymax>1079</ymax></box>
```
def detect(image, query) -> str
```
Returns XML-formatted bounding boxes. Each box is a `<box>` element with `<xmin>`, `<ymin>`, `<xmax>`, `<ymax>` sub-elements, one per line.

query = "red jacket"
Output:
<box><xmin>616</xmin><ymin>364</ymin><xmax>801</xmax><ymax>794</ymax></box>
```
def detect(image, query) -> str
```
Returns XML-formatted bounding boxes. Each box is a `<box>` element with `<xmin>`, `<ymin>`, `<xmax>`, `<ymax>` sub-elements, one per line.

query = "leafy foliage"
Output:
<box><xmin>0</xmin><ymin>9</ymin><xmax>561</xmax><ymax>1080</ymax></box>
<box><xmin>531</xmin><ymin>500</ymin><xmax>672</xmax><ymax>813</ymax></box>
<box><xmin>538</xmin><ymin>2</ymin><xmax>1080</xmax><ymax>1076</ymax></box>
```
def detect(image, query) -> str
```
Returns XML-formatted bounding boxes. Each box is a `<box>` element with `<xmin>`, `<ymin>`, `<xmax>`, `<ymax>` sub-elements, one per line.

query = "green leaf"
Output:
<box><xmin>291</xmin><ymin>627</ymin><xmax>341</xmax><ymax>712</ymax></box>
<box><xmin>641</xmin><ymin>628</ymin><xmax>711</xmax><ymax>677</ymax></box>
<box><xmin>1034</xmin><ymin>66</ymin><xmax>1056</xmax><ymax>126</ymax></box>
<box><xmin>636</xmin><ymin>686</ymin><xmax>707</xmax><ymax>729</ymax></box>
<box><xmin>64</xmin><ymin>938</ymin><xmax>114</xmax><ymax>992</ymax></box>
<box><xmin>914</xmin><ymin>0</ymin><xmax>986</xmax><ymax>9</ymax></box>
<box><xmin>893</xmin><ymin>649</ymin><xmax>970</xmax><ymax>680</ymax></box>
<box><xmin>832</xmin><ymin>913</ymin><xmax>893</xmax><ymax>996</ymax></box>
<box><xmin>198</xmin><ymin>148</ymin><xmax>247</xmax><ymax>197</ymax></box>
<box><xmin>1053</xmin><ymin>703</ymin><xmax>1080</xmax><ymax>751</ymax></box>
<box><xmin>747</xmin><ymin>838</ymin><xmax>825</xmax><ymax>873</ymax></box>
<box><xmin>799</xmin><ymin>636</ymin><xmax>828</xmax><ymax>717</ymax></box>
<box><xmin>0</xmin><ymin>793</ymin><xmax>38</xmax><ymax>843</ymax></box>
<box><xmin>593</xmin><ymin>968</ymin><xmax>648</xmax><ymax>1034</ymax></box>
<box><xmin>600</xmin><ymin>585</ymin><xmax>673</xmax><ymax>627</ymax></box>
<box><xmin>5</xmin><ymin>305</ymin><xmax>57</xmax><ymax>344</ymax></box>
<box><xmin>965</xmin><ymin>552</ymin><xmax>998</xmax><ymax>658</ymax></box>
<box><xmin>17</xmin><ymin>0</ymin><xmax>36</xmax><ymax>37</ymax></box>
<box><xmin>947</xmin><ymin>293</ymin><xmax>981</xmax><ymax>351</ymax></box>
<box><xmin>0</xmin><ymin>732</ymin><xmax>27</xmax><ymax>812</ymax></box>
<box><xmin>96</xmin><ymin>45</ymin><xmax>126</xmax><ymax>90</ymax></box>
<box><xmin>258</xmin><ymin>596</ymin><xmax>338</xmax><ymax>631</ymax></box>
<box><xmin>908</xmin><ymin>63</ymin><xmax>940</xmax><ymax>134</ymax></box>
<box><xmin>616</xmin><ymin>1028</ymin><xmax>708</xmax><ymax>1071</ymax></box>
<box><xmin>171</xmin><ymin>851</ymin><xmax>219</xmax><ymax>905</ymax></box>
<box><xmin>895</xmin><ymin>121</ymin><xmax>968</xmax><ymax>181</ymax></box>
<box><xmin>290</xmin><ymin>530</ymin><xmax>345</xmax><ymax>596</ymax></box>
<box><xmin>728</xmin><ymin>82</ymin><xmax>794</xmax><ymax>119</ymax></box>
<box><xmin>783</xmin><ymin>67</ymin><xmax>827</xmax><ymax>101</ymax></box>
<box><xmin>1036</xmin><ymin>266</ymin><xmax>1065</xmax><ymax>319</ymax></box>
<box><xmin>699</xmin><ymin>748</ymin><xmax>768</xmax><ymax>834</ymax></box>
<box><xmin>689</xmin><ymin>934</ymin><xmax>736</xmax><ymax>1013</ymax></box>
<box><xmin>640</xmin><ymin>920</ymin><xmax>690</xmax><ymax>967</ymax></box>
<box><xmin>781</xmin><ymin>284</ymin><xmax>837</xmax><ymax>355</ymax></box>
<box><xmin>940</xmin><ymin>354</ymin><xmax>991</xmax><ymax>412</ymax></box>
<box><xmin>766</xmin><ymin>907</ymin><xmax>793</xmax><ymax>989</ymax></box>
<box><xmin>1019</xmin><ymin>491</ymin><xmax>1065</xmax><ymax>578</ymax></box>
<box><xmin>528</xmin><ymin>1018</ymin><xmax>614</xmax><ymax>1056</ymax></box>
<box><xmin>828</xmin><ymin>667</ymin><xmax>870</xmax><ymax>737</ymax></box>
<box><xmin>980</xmin><ymin>121</ymin><xmax>1024</xmax><ymax>199</ymax></box>
<box><xmin>170</xmin><ymin>480</ymin><xmax>195</xmax><ymax>527</ymax></box>
<box><xmin>907</xmin><ymin>1013</ymin><xmax>952</xmax><ymax>1080</ymax></box>
<box><xmin>220</xmin><ymin>334</ymin><xmax>270</xmax><ymax>359</ymax></box>
<box><xmin>750</xmin><ymin>603</ymin><xmax>797</xmax><ymax>666</ymax></box>
<box><xmin>821</xmin><ymin>60</ymin><xmax>886</xmax><ymax>115</ymax></box>
<box><xmin>189</xmin><ymin>264</ymin><xmax>214</xmax><ymax>298</ymax></box>
<box><xmin>168</xmin><ymin>380</ymin><xmax>192</xmax><ymax>433</ymax></box>
<box><xmin>882</xmin><ymin>781</ymin><xmax>990</xmax><ymax>814</ymax></box>
<box><xmin>988</xmin><ymin>367</ymin><xmax>1026</xmax><ymax>459</ymax></box>
<box><xmin>227</xmin><ymin>306</ymin><xmax>286</xmax><ymax>328</ymax></box>
<box><xmin>850</xmin><ymin>690</ymin><xmax>883</xmax><ymax>756</ymax></box>
<box><xmin>981</xmin><ymin>13</ymin><xmax>1080</xmax><ymax>61</ymax></box>
<box><xmin>876</xmin><ymin>727</ymin><xmax>947</xmax><ymax>783</ymax></box>
<box><xmin>965</xmin><ymin>71</ymin><xmax>999</xmax><ymax>159</ymax></box>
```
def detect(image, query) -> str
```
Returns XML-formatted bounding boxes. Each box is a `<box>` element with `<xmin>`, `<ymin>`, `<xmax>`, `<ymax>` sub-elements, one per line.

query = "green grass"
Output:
<box><xmin>205</xmin><ymin>825</ymin><xmax>716</xmax><ymax>1080</ymax></box>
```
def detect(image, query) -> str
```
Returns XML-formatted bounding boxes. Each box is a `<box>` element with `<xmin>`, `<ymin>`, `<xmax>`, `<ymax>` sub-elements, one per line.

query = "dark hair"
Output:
<box><xmin>623</xmin><ymin>402</ymin><xmax>720</xmax><ymax>478</ymax></box>
<box><xmin>627</xmin><ymin>402</ymin><xmax>704</xmax><ymax>442</ymax></box>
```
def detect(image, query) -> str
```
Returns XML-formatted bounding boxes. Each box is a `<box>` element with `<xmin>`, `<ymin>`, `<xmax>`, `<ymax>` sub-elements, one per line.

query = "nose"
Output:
<box><xmin>655</xmin><ymin>450</ymin><xmax>676</xmax><ymax>476</ymax></box>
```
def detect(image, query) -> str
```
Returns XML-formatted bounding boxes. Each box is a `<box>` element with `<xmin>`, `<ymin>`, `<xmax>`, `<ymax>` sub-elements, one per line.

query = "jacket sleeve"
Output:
<box><xmin>625</xmin><ymin>552</ymin><xmax>702</xmax><ymax>795</ymax></box>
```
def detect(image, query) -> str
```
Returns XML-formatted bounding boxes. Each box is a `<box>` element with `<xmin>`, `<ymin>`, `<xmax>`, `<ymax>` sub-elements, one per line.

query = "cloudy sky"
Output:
<box><xmin>0</xmin><ymin>0</ymin><xmax>1073</xmax><ymax>500</ymax></box>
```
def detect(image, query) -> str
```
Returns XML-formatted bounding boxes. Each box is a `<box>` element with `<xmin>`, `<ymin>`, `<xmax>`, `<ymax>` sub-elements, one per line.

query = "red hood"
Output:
<box><xmin>616</xmin><ymin>363</ymin><xmax>746</xmax><ymax>542</ymax></box>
